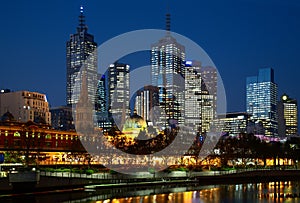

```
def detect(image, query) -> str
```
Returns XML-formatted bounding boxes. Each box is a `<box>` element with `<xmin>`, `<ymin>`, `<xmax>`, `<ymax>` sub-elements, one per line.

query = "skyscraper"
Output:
<box><xmin>201</xmin><ymin>66</ymin><xmax>217</xmax><ymax>120</ymax></box>
<box><xmin>108</xmin><ymin>63</ymin><xmax>130</xmax><ymax>129</ymax></box>
<box><xmin>95</xmin><ymin>74</ymin><xmax>107</xmax><ymax>114</ymax></box>
<box><xmin>184</xmin><ymin>61</ymin><xmax>202</xmax><ymax>132</ymax></box>
<box><xmin>151</xmin><ymin>14</ymin><xmax>185</xmax><ymax>128</ymax></box>
<box><xmin>95</xmin><ymin>74</ymin><xmax>111</xmax><ymax>131</ymax></box>
<box><xmin>246</xmin><ymin>68</ymin><xmax>278</xmax><ymax>136</ymax></box>
<box><xmin>278</xmin><ymin>94</ymin><xmax>298</xmax><ymax>137</ymax></box>
<box><xmin>66</xmin><ymin>6</ymin><xmax>98</xmax><ymax>107</ymax></box>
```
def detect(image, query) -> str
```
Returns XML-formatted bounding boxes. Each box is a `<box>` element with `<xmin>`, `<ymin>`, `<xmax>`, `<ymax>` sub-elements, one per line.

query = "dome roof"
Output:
<box><xmin>122</xmin><ymin>113</ymin><xmax>147</xmax><ymax>137</ymax></box>
<box><xmin>0</xmin><ymin>111</ymin><xmax>15</xmax><ymax>122</ymax></box>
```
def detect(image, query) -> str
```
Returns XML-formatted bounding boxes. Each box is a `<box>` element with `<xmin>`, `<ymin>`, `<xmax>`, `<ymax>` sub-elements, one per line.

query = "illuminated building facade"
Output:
<box><xmin>201</xmin><ymin>66</ymin><xmax>217</xmax><ymax>120</ymax></box>
<box><xmin>95</xmin><ymin>74</ymin><xmax>111</xmax><ymax>131</ymax></box>
<box><xmin>0</xmin><ymin>112</ymin><xmax>85</xmax><ymax>164</ymax></box>
<box><xmin>246</xmin><ymin>68</ymin><xmax>278</xmax><ymax>136</ymax></box>
<box><xmin>108</xmin><ymin>63</ymin><xmax>130</xmax><ymax>128</ymax></box>
<box><xmin>134</xmin><ymin>85</ymin><xmax>159</xmax><ymax>122</ymax></box>
<box><xmin>214</xmin><ymin>112</ymin><xmax>251</xmax><ymax>136</ymax></box>
<box><xmin>0</xmin><ymin>90</ymin><xmax>51</xmax><ymax>125</ymax></box>
<box><xmin>184</xmin><ymin>61</ymin><xmax>202</xmax><ymax>132</ymax></box>
<box><xmin>278</xmin><ymin>94</ymin><xmax>298</xmax><ymax>137</ymax></box>
<box><xmin>151</xmin><ymin>14</ymin><xmax>185</xmax><ymax>128</ymax></box>
<box><xmin>66</xmin><ymin>6</ymin><xmax>97</xmax><ymax>107</ymax></box>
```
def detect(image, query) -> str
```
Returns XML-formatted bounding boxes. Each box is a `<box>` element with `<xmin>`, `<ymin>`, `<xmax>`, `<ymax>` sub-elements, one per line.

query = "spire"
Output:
<box><xmin>166</xmin><ymin>13</ymin><xmax>171</xmax><ymax>33</ymax></box>
<box><xmin>77</xmin><ymin>5</ymin><xmax>88</xmax><ymax>33</ymax></box>
<box><xmin>166</xmin><ymin>0</ymin><xmax>171</xmax><ymax>35</ymax></box>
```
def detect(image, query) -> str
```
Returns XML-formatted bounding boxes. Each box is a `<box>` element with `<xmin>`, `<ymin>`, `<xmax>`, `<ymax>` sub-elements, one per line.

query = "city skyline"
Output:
<box><xmin>0</xmin><ymin>0</ymin><xmax>299</xmax><ymax>113</ymax></box>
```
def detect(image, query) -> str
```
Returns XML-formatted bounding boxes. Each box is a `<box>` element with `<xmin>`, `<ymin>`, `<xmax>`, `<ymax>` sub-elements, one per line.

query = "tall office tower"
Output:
<box><xmin>0</xmin><ymin>90</ymin><xmax>51</xmax><ymax>125</ymax></box>
<box><xmin>134</xmin><ymin>85</ymin><xmax>159</xmax><ymax>122</ymax></box>
<box><xmin>201</xmin><ymin>66</ymin><xmax>217</xmax><ymax>119</ymax></box>
<box><xmin>246</xmin><ymin>68</ymin><xmax>278</xmax><ymax>136</ymax></box>
<box><xmin>201</xmin><ymin>79</ymin><xmax>215</xmax><ymax>133</ymax></box>
<box><xmin>95</xmin><ymin>74</ymin><xmax>107</xmax><ymax>113</ymax></box>
<box><xmin>95</xmin><ymin>74</ymin><xmax>111</xmax><ymax>131</ymax></box>
<box><xmin>278</xmin><ymin>94</ymin><xmax>298</xmax><ymax>137</ymax></box>
<box><xmin>66</xmin><ymin>6</ymin><xmax>98</xmax><ymax>107</ymax></box>
<box><xmin>108</xmin><ymin>63</ymin><xmax>130</xmax><ymax>129</ymax></box>
<box><xmin>184</xmin><ymin>61</ymin><xmax>202</xmax><ymax>132</ymax></box>
<box><xmin>151</xmin><ymin>14</ymin><xmax>185</xmax><ymax>129</ymax></box>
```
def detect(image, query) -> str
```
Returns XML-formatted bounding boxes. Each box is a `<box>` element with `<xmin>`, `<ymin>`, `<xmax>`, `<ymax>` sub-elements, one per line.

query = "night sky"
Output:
<box><xmin>0</xmin><ymin>0</ymin><xmax>300</xmax><ymax>113</ymax></box>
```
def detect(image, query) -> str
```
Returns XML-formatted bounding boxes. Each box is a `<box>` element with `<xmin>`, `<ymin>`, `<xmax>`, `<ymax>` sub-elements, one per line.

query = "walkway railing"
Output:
<box><xmin>39</xmin><ymin>168</ymin><xmax>300</xmax><ymax>180</ymax></box>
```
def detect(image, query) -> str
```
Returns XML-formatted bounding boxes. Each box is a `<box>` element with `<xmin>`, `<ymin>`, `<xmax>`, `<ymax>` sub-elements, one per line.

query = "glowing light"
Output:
<box><xmin>186</xmin><ymin>61</ymin><xmax>192</xmax><ymax>65</ymax></box>
<box><xmin>282</xmin><ymin>95</ymin><xmax>288</xmax><ymax>101</ymax></box>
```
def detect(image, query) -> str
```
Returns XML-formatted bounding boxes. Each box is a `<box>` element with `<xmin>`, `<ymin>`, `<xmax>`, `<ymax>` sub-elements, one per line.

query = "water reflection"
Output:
<box><xmin>1</xmin><ymin>181</ymin><xmax>300</xmax><ymax>203</ymax></box>
<box><xmin>81</xmin><ymin>181</ymin><xmax>300</xmax><ymax>203</ymax></box>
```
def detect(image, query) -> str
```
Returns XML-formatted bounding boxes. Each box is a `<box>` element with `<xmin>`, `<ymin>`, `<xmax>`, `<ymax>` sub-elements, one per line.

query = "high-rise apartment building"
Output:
<box><xmin>0</xmin><ymin>90</ymin><xmax>51</xmax><ymax>125</ymax></box>
<box><xmin>66</xmin><ymin>6</ymin><xmax>97</xmax><ymax>107</ymax></box>
<box><xmin>278</xmin><ymin>94</ymin><xmax>298</xmax><ymax>137</ymax></box>
<box><xmin>108</xmin><ymin>63</ymin><xmax>130</xmax><ymax>128</ymax></box>
<box><xmin>151</xmin><ymin>14</ymin><xmax>185</xmax><ymax>128</ymax></box>
<box><xmin>246</xmin><ymin>68</ymin><xmax>278</xmax><ymax>136</ymax></box>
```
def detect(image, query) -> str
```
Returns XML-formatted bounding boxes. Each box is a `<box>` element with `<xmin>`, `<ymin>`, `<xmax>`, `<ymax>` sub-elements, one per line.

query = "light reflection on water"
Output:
<box><xmin>2</xmin><ymin>181</ymin><xmax>300</xmax><ymax>203</ymax></box>
<box><xmin>85</xmin><ymin>181</ymin><xmax>300</xmax><ymax>203</ymax></box>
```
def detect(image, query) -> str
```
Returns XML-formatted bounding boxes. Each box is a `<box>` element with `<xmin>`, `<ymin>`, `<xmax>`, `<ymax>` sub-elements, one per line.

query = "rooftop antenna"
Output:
<box><xmin>166</xmin><ymin>0</ymin><xmax>171</xmax><ymax>35</ymax></box>
<box><xmin>77</xmin><ymin>4</ymin><xmax>87</xmax><ymax>32</ymax></box>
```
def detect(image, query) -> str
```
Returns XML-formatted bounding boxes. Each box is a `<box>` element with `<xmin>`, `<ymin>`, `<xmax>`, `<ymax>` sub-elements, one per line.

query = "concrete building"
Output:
<box><xmin>0</xmin><ymin>90</ymin><xmax>51</xmax><ymax>125</ymax></box>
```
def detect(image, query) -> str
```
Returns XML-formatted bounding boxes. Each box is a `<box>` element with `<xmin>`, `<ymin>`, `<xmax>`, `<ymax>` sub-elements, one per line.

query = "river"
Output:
<box><xmin>1</xmin><ymin>180</ymin><xmax>300</xmax><ymax>203</ymax></box>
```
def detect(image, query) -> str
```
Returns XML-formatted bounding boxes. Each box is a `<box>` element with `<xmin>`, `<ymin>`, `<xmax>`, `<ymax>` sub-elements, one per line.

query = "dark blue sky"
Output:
<box><xmin>0</xmin><ymin>0</ymin><xmax>300</xmax><ymax>112</ymax></box>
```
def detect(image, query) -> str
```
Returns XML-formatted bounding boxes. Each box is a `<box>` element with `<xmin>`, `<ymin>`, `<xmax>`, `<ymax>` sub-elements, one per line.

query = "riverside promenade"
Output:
<box><xmin>1</xmin><ymin>168</ymin><xmax>300</xmax><ymax>192</ymax></box>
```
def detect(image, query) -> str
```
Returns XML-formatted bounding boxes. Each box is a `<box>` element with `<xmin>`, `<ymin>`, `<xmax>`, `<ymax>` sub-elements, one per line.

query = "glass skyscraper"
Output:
<box><xmin>108</xmin><ymin>63</ymin><xmax>130</xmax><ymax>129</ymax></box>
<box><xmin>151</xmin><ymin>14</ymin><xmax>185</xmax><ymax>128</ymax></box>
<box><xmin>246</xmin><ymin>68</ymin><xmax>278</xmax><ymax>136</ymax></box>
<box><xmin>66</xmin><ymin>6</ymin><xmax>98</xmax><ymax>107</ymax></box>
<box><xmin>95</xmin><ymin>74</ymin><xmax>112</xmax><ymax>131</ymax></box>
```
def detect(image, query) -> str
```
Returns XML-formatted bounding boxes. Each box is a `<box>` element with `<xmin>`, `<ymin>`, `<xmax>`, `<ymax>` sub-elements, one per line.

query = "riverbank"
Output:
<box><xmin>1</xmin><ymin>169</ymin><xmax>300</xmax><ymax>194</ymax></box>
